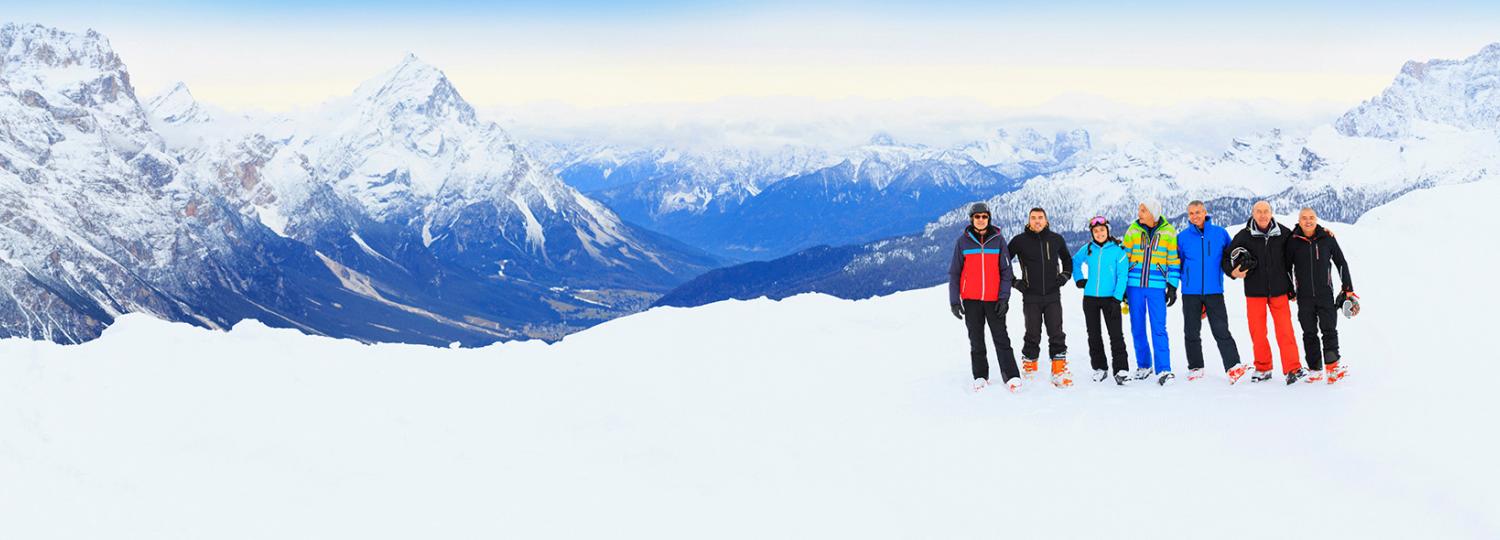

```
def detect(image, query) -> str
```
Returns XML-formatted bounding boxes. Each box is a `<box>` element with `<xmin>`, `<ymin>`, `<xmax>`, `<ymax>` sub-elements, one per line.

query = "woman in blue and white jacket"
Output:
<box><xmin>1072</xmin><ymin>216</ymin><xmax>1131</xmax><ymax>384</ymax></box>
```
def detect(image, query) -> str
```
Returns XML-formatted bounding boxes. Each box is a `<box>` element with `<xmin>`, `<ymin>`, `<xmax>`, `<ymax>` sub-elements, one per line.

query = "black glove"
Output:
<box><xmin>1057</xmin><ymin>271</ymin><xmax>1071</xmax><ymax>286</ymax></box>
<box><xmin>1165</xmin><ymin>285</ymin><xmax>1178</xmax><ymax>307</ymax></box>
<box><xmin>1075</xmin><ymin>279</ymin><xmax>1087</xmax><ymax>289</ymax></box>
<box><xmin>951</xmin><ymin>304</ymin><xmax>964</xmax><ymax>320</ymax></box>
<box><xmin>998</xmin><ymin>301</ymin><xmax>1009</xmax><ymax>317</ymax></box>
<box><xmin>1287</xmin><ymin>291</ymin><xmax>1297</xmax><ymax>302</ymax></box>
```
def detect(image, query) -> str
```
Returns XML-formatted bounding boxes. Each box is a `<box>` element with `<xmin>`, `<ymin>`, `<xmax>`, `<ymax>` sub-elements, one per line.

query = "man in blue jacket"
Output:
<box><xmin>1176</xmin><ymin>201</ymin><xmax>1248</xmax><ymax>384</ymax></box>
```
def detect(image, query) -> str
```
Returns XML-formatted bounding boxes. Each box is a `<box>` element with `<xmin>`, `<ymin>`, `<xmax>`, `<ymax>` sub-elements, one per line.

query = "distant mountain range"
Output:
<box><xmin>656</xmin><ymin>42</ymin><xmax>1500</xmax><ymax>308</ymax></box>
<box><xmin>536</xmin><ymin>128</ymin><xmax>1091</xmax><ymax>260</ymax></box>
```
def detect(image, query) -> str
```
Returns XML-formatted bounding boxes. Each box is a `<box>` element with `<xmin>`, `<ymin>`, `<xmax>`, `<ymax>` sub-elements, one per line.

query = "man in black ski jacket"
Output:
<box><xmin>1223</xmin><ymin>200</ymin><xmax>1303</xmax><ymax>384</ymax></box>
<box><xmin>1008</xmin><ymin>207</ymin><xmax>1073</xmax><ymax>386</ymax></box>
<box><xmin>1287</xmin><ymin>207</ymin><xmax>1353</xmax><ymax>384</ymax></box>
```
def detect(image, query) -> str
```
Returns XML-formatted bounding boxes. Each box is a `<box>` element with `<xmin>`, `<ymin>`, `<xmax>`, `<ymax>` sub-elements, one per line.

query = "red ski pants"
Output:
<box><xmin>1246</xmin><ymin>296</ymin><xmax>1301</xmax><ymax>374</ymax></box>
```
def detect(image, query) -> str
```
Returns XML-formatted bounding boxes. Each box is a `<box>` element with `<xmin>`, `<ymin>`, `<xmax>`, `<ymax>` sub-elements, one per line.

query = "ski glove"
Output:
<box><xmin>1287</xmin><ymin>291</ymin><xmax>1297</xmax><ymax>302</ymax></box>
<box><xmin>951</xmin><ymin>304</ymin><xmax>964</xmax><ymax>320</ymax></box>
<box><xmin>1165</xmin><ymin>285</ymin><xmax>1178</xmax><ymax>307</ymax></box>
<box><xmin>1075</xmin><ymin>279</ymin><xmax>1087</xmax><ymax>289</ymax></box>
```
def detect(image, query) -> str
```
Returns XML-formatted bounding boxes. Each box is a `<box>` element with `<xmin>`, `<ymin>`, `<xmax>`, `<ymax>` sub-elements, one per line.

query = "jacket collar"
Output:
<box><xmin>1247</xmin><ymin>217</ymin><xmax>1281</xmax><ymax>238</ymax></box>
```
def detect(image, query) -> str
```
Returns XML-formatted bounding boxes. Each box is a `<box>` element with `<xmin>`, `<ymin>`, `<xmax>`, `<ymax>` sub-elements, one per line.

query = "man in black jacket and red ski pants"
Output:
<box><xmin>1288</xmin><ymin>207</ymin><xmax>1354</xmax><ymax>384</ymax></box>
<box><xmin>1009</xmin><ymin>207</ymin><xmax>1074</xmax><ymax>388</ymax></box>
<box><xmin>948</xmin><ymin>203</ymin><xmax>1021</xmax><ymax>393</ymax></box>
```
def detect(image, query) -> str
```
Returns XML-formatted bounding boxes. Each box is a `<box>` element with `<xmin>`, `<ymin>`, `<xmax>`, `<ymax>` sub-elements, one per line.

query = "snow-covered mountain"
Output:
<box><xmin>1336</xmin><ymin>42</ymin><xmax>1500</xmax><ymax>139</ymax></box>
<box><xmin>0</xmin><ymin>23</ymin><xmax>714</xmax><ymax>346</ymax></box>
<box><xmin>4</xmin><ymin>178</ymin><xmax>1495</xmax><ymax>538</ymax></box>
<box><xmin>542</xmin><ymin>128</ymin><xmax>1091</xmax><ymax>259</ymax></box>
<box><xmin>659</xmin><ymin>42</ymin><xmax>1500</xmax><ymax>307</ymax></box>
<box><xmin>160</xmin><ymin>54</ymin><xmax>716</xmax><ymax>291</ymax></box>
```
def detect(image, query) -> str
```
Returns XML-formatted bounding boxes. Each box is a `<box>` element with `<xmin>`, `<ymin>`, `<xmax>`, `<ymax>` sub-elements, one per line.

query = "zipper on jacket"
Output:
<box><xmin>1199</xmin><ymin>232</ymin><xmax>1207</xmax><ymax>295</ymax></box>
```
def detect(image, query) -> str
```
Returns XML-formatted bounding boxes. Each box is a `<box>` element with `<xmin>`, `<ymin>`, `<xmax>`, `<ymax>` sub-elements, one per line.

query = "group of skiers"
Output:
<box><xmin>948</xmin><ymin>199</ymin><xmax>1358</xmax><ymax>393</ymax></box>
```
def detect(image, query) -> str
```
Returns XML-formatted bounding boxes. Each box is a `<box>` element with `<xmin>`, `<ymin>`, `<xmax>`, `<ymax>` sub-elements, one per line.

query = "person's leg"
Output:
<box><xmin>985</xmin><ymin>301</ymin><xmax>1020</xmax><ymax>381</ymax></box>
<box><xmin>1269</xmin><ymin>295</ymin><xmax>1302</xmax><ymax>374</ymax></box>
<box><xmin>963</xmin><ymin>300</ymin><xmax>989</xmax><ymax>380</ymax></box>
<box><xmin>1182</xmin><ymin>294</ymin><xmax>1206</xmax><ymax>370</ymax></box>
<box><xmin>1298</xmin><ymin>300</ymin><xmax>1324</xmax><ymax>371</ymax></box>
<box><xmin>1204</xmin><ymin>295</ymin><xmax>1241</xmax><ymax>371</ymax></box>
<box><xmin>1128</xmin><ymin>287</ymin><xmax>1153</xmax><ymax>370</ymax></box>
<box><xmin>1146</xmin><ymin>288</ymin><xmax>1170</xmax><ymax>373</ymax></box>
<box><xmin>1021</xmin><ymin>300</ymin><xmax>1043</xmax><ymax>362</ymax></box>
<box><xmin>1103</xmin><ymin>298</ymin><xmax>1130</xmax><ymax>374</ymax></box>
<box><xmin>1318</xmin><ymin>299</ymin><xmax>1340</xmax><ymax>364</ymax></box>
<box><xmin>1083</xmin><ymin>297</ymin><xmax>1106</xmax><ymax>372</ymax></box>
<box><xmin>1045</xmin><ymin>299</ymin><xmax>1067</xmax><ymax>361</ymax></box>
<box><xmin>1246</xmin><ymin>297</ymin><xmax>1273</xmax><ymax>372</ymax></box>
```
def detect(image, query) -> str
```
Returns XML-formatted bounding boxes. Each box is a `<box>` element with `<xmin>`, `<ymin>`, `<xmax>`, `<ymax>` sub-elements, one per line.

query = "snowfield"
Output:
<box><xmin>2</xmin><ymin>179</ymin><xmax>1496</xmax><ymax>538</ymax></box>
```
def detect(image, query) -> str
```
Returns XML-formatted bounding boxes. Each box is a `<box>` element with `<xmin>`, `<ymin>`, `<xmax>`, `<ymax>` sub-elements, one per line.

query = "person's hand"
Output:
<box><xmin>1165</xmin><ymin>285</ymin><xmax>1178</xmax><ymax>307</ymax></box>
<box><xmin>1230</xmin><ymin>265</ymin><xmax>1248</xmax><ymax>279</ymax></box>
<box><xmin>951</xmin><ymin>304</ymin><xmax>964</xmax><ymax>320</ymax></box>
<box><xmin>1120</xmin><ymin>299</ymin><xmax>1130</xmax><ymax>315</ymax></box>
<box><xmin>1075</xmin><ymin>279</ymin><xmax>1087</xmax><ymax>289</ymax></box>
<box><xmin>1287</xmin><ymin>291</ymin><xmax>1297</xmax><ymax>302</ymax></box>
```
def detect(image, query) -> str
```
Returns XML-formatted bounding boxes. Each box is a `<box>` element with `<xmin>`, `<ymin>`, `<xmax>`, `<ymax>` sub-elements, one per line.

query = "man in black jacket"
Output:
<box><xmin>1288</xmin><ymin>207</ymin><xmax>1353</xmax><ymax>384</ymax></box>
<box><xmin>1008</xmin><ymin>207</ymin><xmax>1074</xmax><ymax>387</ymax></box>
<box><xmin>1223</xmin><ymin>200</ymin><xmax>1304</xmax><ymax>384</ymax></box>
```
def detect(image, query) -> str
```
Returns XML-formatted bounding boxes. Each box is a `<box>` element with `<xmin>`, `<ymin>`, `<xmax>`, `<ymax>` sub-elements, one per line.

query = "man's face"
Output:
<box><xmin>1188</xmin><ymin>205</ymin><xmax>1207</xmax><ymax>227</ymax></box>
<box><xmin>1137</xmin><ymin>204</ymin><xmax>1153</xmax><ymax>224</ymax></box>
<box><xmin>1028</xmin><ymin>211</ymin><xmax>1047</xmax><ymax>232</ymax></box>
<box><xmin>1299</xmin><ymin>209</ymin><xmax>1317</xmax><ymax>233</ymax></box>
<box><xmin>1253</xmin><ymin>203</ymin><xmax>1273</xmax><ymax>228</ymax></box>
<box><xmin>971</xmin><ymin>212</ymin><xmax>990</xmax><ymax>230</ymax></box>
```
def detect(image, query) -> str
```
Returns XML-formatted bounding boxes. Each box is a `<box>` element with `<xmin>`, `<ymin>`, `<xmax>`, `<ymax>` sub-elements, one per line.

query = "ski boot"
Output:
<box><xmin>1285</xmin><ymin>368</ymin><xmax>1309</xmax><ymax>385</ymax></box>
<box><xmin>1113</xmin><ymin>370</ymin><xmax>1130</xmax><ymax>386</ymax></box>
<box><xmin>1132</xmin><ymin>367</ymin><xmax>1153</xmax><ymax>381</ymax></box>
<box><xmin>1021</xmin><ymin>359</ymin><xmax>1039</xmax><ymax>380</ymax></box>
<box><xmin>1327</xmin><ymin>361</ymin><xmax>1347</xmax><ymax>384</ymax></box>
<box><xmin>1006</xmin><ymin>377</ymin><xmax>1023</xmax><ymax>393</ymax></box>
<box><xmin>1250</xmin><ymin>369</ymin><xmax>1274</xmax><ymax>383</ymax></box>
<box><xmin>973</xmin><ymin>377</ymin><xmax>989</xmax><ymax>393</ymax></box>
<box><xmin>1157</xmin><ymin>372</ymin><xmax>1176</xmax><ymax>386</ymax></box>
<box><xmin>1187</xmin><ymin>368</ymin><xmax>1204</xmax><ymax>381</ymax></box>
<box><xmin>1091</xmin><ymin>369</ymin><xmax>1108</xmax><ymax>383</ymax></box>
<box><xmin>1226</xmin><ymin>363</ymin><xmax>1250</xmax><ymax>385</ymax></box>
<box><xmin>1050</xmin><ymin>359</ymin><xmax>1074</xmax><ymax>388</ymax></box>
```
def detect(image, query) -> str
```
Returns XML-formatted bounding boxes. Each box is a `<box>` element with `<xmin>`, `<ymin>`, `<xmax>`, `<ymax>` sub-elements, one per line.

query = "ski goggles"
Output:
<box><xmin>1088</xmin><ymin>216</ymin><xmax>1109</xmax><ymax>228</ymax></box>
<box><xmin>971</xmin><ymin>213</ymin><xmax>990</xmax><ymax>220</ymax></box>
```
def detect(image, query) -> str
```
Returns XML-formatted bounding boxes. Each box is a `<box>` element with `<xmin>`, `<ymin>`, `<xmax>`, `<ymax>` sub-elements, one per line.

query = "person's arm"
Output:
<box><xmin>1331</xmin><ymin>237</ymin><xmax>1353</xmax><ymax>292</ymax></box>
<box><xmin>1059</xmin><ymin>234</ymin><xmax>1073</xmax><ymax>279</ymax></box>
<box><xmin>1072</xmin><ymin>244</ymin><xmax>1087</xmax><ymax>285</ymax></box>
<box><xmin>999</xmin><ymin>240</ymin><xmax>1015</xmax><ymax>303</ymax></box>
<box><xmin>948</xmin><ymin>238</ymin><xmax>964</xmax><ymax>306</ymax></box>
<box><xmin>1281</xmin><ymin>230</ymin><xmax>1296</xmax><ymax>295</ymax></box>
<box><xmin>1164</xmin><ymin>231</ymin><xmax>1182</xmax><ymax>289</ymax></box>
<box><xmin>1223</xmin><ymin>231</ymin><xmax>1245</xmax><ymax>278</ymax></box>
<box><xmin>1112</xmin><ymin>250</ymin><xmax>1129</xmax><ymax>301</ymax></box>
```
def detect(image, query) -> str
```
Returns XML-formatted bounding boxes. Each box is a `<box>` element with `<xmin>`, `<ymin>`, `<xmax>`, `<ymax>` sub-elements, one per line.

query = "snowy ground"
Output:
<box><xmin>2</xmin><ymin>180</ymin><xmax>1497</xmax><ymax>539</ymax></box>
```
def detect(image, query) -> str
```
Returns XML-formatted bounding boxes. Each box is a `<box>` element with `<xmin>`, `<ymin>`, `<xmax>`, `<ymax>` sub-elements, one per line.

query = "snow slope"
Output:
<box><xmin>1</xmin><ymin>176</ymin><xmax>1494</xmax><ymax>538</ymax></box>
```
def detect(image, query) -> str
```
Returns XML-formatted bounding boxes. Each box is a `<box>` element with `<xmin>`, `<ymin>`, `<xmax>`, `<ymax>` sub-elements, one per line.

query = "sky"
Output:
<box><xmin>7</xmin><ymin>1</ymin><xmax>1499</xmax><ymax>149</ymax></box>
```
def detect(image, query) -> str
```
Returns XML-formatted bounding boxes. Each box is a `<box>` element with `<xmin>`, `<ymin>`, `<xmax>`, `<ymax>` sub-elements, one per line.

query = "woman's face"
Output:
<box><xmin>1092</xmin><ymin>226</ymin><xmax>1108</xmax><ymax>243</ymax></box>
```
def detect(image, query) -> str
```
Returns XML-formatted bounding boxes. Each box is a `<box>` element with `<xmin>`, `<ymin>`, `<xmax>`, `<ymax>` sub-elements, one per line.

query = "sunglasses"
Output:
<box><xmin>972</xmin><ymin>214</ymin><xmax>990</xmax><ymax>220</ymax></box>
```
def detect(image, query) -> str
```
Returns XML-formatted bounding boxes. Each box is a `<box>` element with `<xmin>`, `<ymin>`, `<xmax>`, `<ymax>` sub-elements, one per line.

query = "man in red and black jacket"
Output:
<box><xmin>948</xmin><ymin>203</ymin><xmax>1021</xmax><ymax>392</ymax></box>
